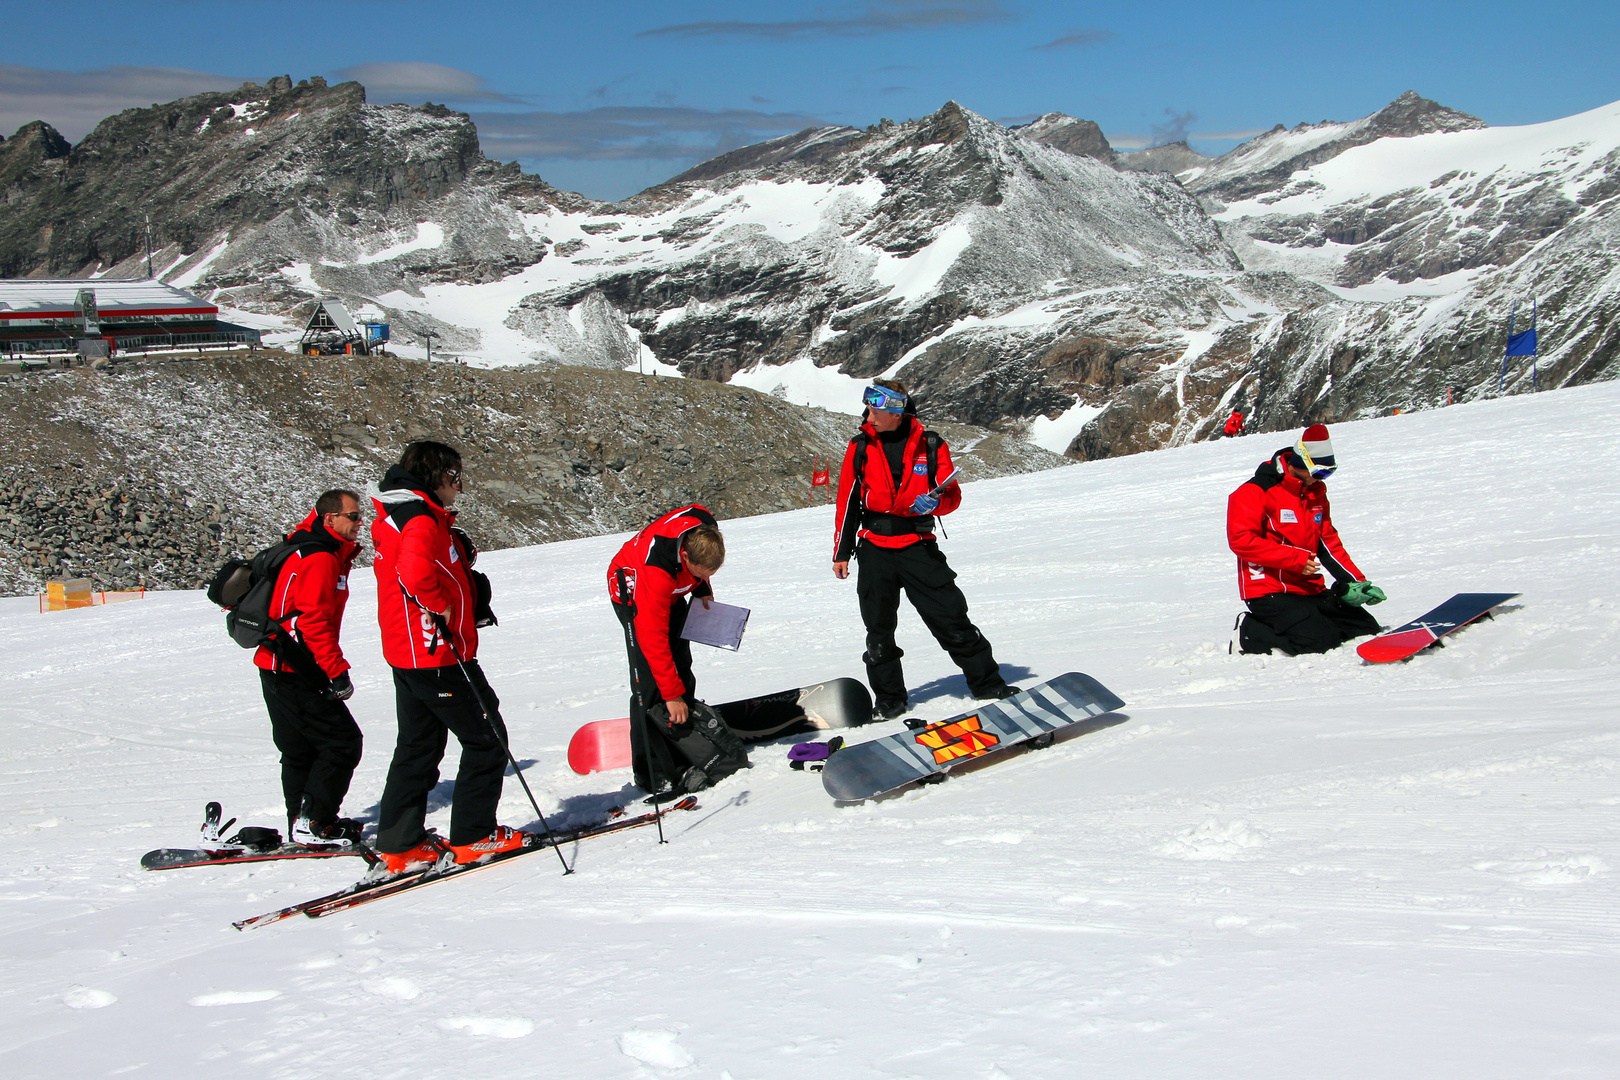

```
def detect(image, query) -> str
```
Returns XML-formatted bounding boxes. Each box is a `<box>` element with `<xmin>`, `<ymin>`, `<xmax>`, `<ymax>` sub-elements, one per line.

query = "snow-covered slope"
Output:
<box><xmin>4</xmin><ymin>381</ymin><xmax>1617</xmax><ymax>1078</ymax></box>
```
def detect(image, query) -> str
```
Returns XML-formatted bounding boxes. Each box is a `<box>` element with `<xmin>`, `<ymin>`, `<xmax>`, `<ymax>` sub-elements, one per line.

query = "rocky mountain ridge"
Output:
<box><xmin>1</xmin><ymin>81</ymin><xmax>1617</xmax><ymax>476</ymax></box>
<box><xmin>0</xmin><ymin>355</ymin><xmax>1062</xmax><ymax>596</ymax></box>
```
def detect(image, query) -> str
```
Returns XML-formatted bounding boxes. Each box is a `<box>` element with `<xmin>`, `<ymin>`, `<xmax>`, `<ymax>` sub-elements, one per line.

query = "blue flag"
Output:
<box><xmin>1505</xmin><ymin>328</ymin><xmax>1538</xmax><ymax>356</ymax></box>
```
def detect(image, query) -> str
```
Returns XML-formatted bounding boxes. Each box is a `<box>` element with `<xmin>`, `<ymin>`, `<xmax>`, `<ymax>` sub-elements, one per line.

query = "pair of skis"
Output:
<box><xmin>231</xmin><ymin>797</ymin><xmax>697</xmax><ymax>930</ymax></box>
<box><xmin>141</xmin><ymin>797</ymin><xmax>699</xmax><ymax>928</ymax></box>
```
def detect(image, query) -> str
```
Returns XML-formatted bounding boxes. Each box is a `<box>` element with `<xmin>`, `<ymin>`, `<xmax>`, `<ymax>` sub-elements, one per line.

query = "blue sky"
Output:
<box><xmin>2</xmin><ymin>1</ymin><xmax>1616</xmax><ymax>201</ymax></box>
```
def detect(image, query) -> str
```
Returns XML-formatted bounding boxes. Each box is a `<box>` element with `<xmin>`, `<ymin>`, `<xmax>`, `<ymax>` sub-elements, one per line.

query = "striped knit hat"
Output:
<box><xmin>1294</xmin><ymin>424</ymin><xmax>1336</xmax><ymax>478</ymax></box>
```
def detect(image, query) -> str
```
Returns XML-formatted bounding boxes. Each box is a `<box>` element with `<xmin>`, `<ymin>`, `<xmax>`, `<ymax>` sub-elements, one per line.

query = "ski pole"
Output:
<box><xmin>430</xmin><ymin>612</ymin><xmax>573</xmax><ymax>875</ymax></box>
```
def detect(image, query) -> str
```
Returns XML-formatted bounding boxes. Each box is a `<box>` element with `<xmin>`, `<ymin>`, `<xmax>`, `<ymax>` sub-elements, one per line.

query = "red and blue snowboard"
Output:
<box><xmin>1356</xmin><ymin>592</ymin><xmax>1520</xmax><ymax>663</ymax></box>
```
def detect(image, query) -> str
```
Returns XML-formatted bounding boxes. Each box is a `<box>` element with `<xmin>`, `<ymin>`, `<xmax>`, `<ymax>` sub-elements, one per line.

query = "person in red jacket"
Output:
<box><xmin>1227</xmin><ymin>424</ymin><xmax>1387</xmax><ymax>654</ymax></box>
<box><xmin>255</xmin><ymin>489</ymin><xmax>365</xmax><ymax>844</ymax></box>
<box><xmin>371</xmin><ymin>441</ymin><xmax>521</xmax><ymax>872</ymax></box>
<box><xmin>608</xmin><ymin>505</ymin><xmax>747</xmax><ymax>795</ymax></box>
<box><xmin>1223</xmin><ymin>409</ymin><xmax>1245</xmax><ymax>437</ymax></box>
<box><xmin>833</xmin><ymin>380</ymin><xmax>1017</xmax><ymax>719</ymax></box>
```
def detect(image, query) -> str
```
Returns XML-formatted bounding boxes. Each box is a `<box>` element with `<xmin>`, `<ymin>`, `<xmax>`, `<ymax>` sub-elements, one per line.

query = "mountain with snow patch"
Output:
<box><xmin>2</xmin><ymin>83</ymin><xmax>1618</xmax><ymax>462</ymax></box>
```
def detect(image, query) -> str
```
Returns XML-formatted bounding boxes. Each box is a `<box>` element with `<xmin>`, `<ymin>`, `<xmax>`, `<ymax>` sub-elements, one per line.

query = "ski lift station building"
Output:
<box><xmin>300</xmin><ymin>299</ymin><xmax>390</xmax><ymax>356</ymax></box>
<box><xmin>0</xmin><ymin>279</ymin><xmax>261</xmax><ymax>355</ymax></box>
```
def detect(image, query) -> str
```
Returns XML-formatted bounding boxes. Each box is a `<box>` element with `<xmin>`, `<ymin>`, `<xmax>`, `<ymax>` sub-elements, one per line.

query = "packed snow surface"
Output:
<box><xmin>3</xmin><ymin>383</ymin><xmax>1618</xmax><ymax>1078</ymax></box>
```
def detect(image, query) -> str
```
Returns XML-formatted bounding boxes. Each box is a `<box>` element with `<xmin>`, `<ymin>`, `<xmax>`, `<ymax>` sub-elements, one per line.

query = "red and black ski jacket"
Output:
<box><xmin>1227</xmin><ymin>450</ymin><xmax>1365</xmax><ymax>600</ymax></box>
<box><xmin>254</xmin><ymin>509</ymin><xmax>359</xmax><ymax>679</ymax></box>
<box><xmin>372</xmin><ymin>466</ymin><xmax>479</xmax><ymax>669</ymax></box>
<box><xmin>834</xmin><ymin>416</ymin><xmax>959</xmax><ymax>562</ymax></box>
<box><xmin>607</xmin><ymin>504</ymin><xmax>716</xmax><ymax>702</ymax></box>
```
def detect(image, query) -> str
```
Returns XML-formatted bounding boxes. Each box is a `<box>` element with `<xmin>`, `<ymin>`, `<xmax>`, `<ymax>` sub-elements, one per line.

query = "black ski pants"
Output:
<box><xmin>1240</xmin><ymin>591</ymin><xmax>1381</xmax><ymax>655</ymax></box>
<box><xmin>259</xmin><ymin>670</ymin><xmax>363</xmax><ymax>832</ymax></box>
<box><xmin>855</xmin><ymin>539</ymin><xmax>1004</xmax><ymax>708</ymax></box>
<box><xmin>377</xmin><ymin>661</ymin><xmax>509</xmax><ymax>852</ymax></box>
<box><xmin>613</xmin><ymin>598</ymin><xmax>704</xmax><ymax>794</ymax></box>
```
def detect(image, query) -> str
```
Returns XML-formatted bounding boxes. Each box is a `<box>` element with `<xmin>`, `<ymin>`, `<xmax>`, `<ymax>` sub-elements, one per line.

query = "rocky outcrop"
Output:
<box><xmin>1013</xmin><ymin>113</ymin><xmax>1116</xmax><ymax>164</ymax></box>
<box><xmin>0</xmin><ymin>354</ymin><xmax>1066</xmax><ymax>595</ymax></box>
<box><xmin>0</xmin><ymin>75</ymin><xmax>589</xmax><ymax>307</ymax></box>
<box><xmin>1114</xmin><ymin>141</ymin><xmax>1209</xmax><ymax>175</ymax></box>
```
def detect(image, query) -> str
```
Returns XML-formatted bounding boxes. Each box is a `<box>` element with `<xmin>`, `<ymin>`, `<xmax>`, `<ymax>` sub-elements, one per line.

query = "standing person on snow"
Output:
<box><xmin>371</xmin><ymin>441</ymin><xmax>519</xmax><ymax>872</ymax></box>
<box><xmin>608</xmin><ymin>505</ymin><xmax>748</xmax><ymax>796</ymax></box>
<box><xmin>833</xmin><ymin>380</ymin><xmax>1018</xmax><ymax>720</ymax></box>
<box><xmin>1227</xmin><ymin>424</ymin><xmax>1387</xmax><ymax>655</ymax></box>
<box><xmin>255</xmin><ymin>489</ymin><xmax>366</xmax><ymax>845</ymax></box>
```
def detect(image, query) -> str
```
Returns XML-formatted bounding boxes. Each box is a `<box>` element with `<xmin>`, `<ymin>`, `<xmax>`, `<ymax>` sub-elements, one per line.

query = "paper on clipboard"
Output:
<box><xmin>680</xmin><ymin>600</ymin><xmax>751</xmax><ymax>651</ymax></box>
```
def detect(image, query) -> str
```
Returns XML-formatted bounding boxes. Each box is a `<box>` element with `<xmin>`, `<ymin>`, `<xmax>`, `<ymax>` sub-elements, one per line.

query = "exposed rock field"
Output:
<box><xmin>0</xmin><ymin>354</ymin><xmax>1063</xmax><ymax>595</ymax></box>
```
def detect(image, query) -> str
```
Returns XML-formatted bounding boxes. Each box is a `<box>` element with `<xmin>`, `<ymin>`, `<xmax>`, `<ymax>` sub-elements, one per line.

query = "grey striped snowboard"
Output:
<box><xmin>821</xmin><ymin>672</ymin><xmax>1125</xmax><ymax>802</ymax></box>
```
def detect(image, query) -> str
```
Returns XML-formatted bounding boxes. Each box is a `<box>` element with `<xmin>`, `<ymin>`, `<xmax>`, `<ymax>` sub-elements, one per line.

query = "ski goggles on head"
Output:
<box><xmin>1294</xmin><ymin>443</ymin><xmax>1336</xmax><ymax>480</ymax></box>
<box><xmin>862</xmin><ymin>384</ymin><xmax>908</xmax><ymax>414</ymax></box>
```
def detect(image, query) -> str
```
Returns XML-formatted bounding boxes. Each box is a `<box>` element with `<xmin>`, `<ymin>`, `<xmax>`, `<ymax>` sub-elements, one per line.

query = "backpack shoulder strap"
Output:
<box><xmin>850</xmin><ymin>430</ymin><xmax>871</xmax><ymax>490</ymax></box>
<box><xmin>922</xmin><ymin>430</ymin><xmax>942</xmax><ymax>489</ymax></box>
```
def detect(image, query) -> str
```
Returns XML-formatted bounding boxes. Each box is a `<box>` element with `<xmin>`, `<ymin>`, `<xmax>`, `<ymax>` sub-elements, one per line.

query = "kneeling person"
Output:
<box><xmin>1227</xmin><ymin>424</ymin><xmax>1386</xmax><ymax>655</ymax></box>
<box><xmin>608</xmin><ymin>505</ymin><xmax>747</xmax><ymax>795</ymax></box>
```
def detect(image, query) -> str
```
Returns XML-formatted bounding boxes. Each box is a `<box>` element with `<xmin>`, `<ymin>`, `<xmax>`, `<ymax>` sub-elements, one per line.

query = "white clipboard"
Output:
<box><xmin>680</xmin><ymin>600</ymin><xmax>751</xmax><ymax>651</ymax></box>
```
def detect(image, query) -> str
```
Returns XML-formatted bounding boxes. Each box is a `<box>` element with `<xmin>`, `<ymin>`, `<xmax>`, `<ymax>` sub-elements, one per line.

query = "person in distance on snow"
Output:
<box><xmin>254</xmin><ymin>489</ymin><xmax>366</xmax><ymax>845</ymax></box>
<box><xmin>1227</xmin><ymin>423</ymin><xmax>1387</xmax><ymax>655</ymax></box>
<box><xmin>833</xmin><ymin>379</ymin><xmax>1019</xmax><ymax>719</ymax></box>
<box><xmin>371</xmin><ymin>441</ymin><xmax>518</xmax><ymax>873</ymax></box>
<box><xmin>608</xmin><ymin>505</ymin><xmax>748</xmax><ymax>796</ymax></box>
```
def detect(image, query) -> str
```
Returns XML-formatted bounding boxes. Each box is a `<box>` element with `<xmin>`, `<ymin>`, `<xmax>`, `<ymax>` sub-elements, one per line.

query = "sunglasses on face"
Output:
<box><xmin>862</xmin><ymin>384</ymin><xmax>908</xmax><ymax>414</ymax></box>
<box><xmin>331</xmin><ymin>511</ymin><xmax>366</xmax><ymax>522</ymax></box>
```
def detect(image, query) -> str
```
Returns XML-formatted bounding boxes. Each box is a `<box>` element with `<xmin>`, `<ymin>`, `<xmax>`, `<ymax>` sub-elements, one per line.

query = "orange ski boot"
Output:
<box><xmin>448</xmin><ymin>826</ymin><xmax>530</xmax><ymax>865</ymax></box>
<box><xmin>378</xmin><ymin>836</ymin><xmax>449</xmax><ymax>874</ymax></box>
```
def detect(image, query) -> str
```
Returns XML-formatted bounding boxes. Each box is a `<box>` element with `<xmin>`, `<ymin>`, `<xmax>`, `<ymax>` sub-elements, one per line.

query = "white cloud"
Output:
<box><xmin>639</xmin><ymin>0</ymin><xmax>1010</xmax><ymax>40</ymax></box>
<box><xmin>0</xmin><ymin>64</ymin><xmax>244</xmax><ymax>141</ymax></box>
<box><xmin>331</xmin><ymin>62</ymin><xmax>522</xmax><ymax>105</ymax></box>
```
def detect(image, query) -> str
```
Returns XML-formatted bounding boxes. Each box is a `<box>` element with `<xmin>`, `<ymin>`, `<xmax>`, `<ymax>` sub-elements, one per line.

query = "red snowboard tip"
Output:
<box><xmin>566</xmin><ymin>718</ymin><xmax>633</xmax><ymax>774</ymax></box>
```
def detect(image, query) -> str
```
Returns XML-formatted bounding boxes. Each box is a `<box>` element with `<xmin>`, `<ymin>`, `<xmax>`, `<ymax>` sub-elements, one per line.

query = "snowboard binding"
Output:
<box><xmin>200</xmin><ymin>801</ymin><xmax>238</xmax><ymax>843</ymax></box>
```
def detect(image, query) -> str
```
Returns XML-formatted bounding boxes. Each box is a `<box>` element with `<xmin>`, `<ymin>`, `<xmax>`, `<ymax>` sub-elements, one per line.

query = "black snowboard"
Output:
<box><xmin>821</xmin><ymin>672</ymin><xmax>1125</xmax><ymax>802</ymax></box>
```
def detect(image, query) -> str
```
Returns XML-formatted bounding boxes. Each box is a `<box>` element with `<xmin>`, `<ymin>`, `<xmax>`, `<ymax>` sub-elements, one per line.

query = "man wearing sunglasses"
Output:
<box><xmin>253</xmin><ymin>489</ymin><xmax>366</xmax><ymax>846</ymax></box>
<box><xmin>1228</xmin><ymin>424</ymin><xmax>1385</xmax><ymax>655</ymax></box>
<box><xmin>833</xmin><ymin>380</ymin><xmax>1018</xmax><ymax>719</ymax></box>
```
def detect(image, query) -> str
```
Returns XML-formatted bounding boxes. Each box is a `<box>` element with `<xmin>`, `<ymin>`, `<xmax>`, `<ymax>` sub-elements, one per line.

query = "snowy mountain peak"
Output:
<box><xmin>1187</xmin><ymin>90</ymin><xmax>1485</xmax><ymax>202</ymax></box>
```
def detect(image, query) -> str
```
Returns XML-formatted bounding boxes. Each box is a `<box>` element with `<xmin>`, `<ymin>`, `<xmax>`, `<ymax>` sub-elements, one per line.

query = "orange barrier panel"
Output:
<box><xmin>39</xmin><ymin>585</ymin><xmax>145</xmax><ymax>612</ymax></box>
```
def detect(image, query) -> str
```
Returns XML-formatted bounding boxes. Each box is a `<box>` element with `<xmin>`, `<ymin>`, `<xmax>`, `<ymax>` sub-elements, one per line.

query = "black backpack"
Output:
<box><xmin>207</xmin><ymin>537</ymin><xmax>324</xmax><ymax>650</ymax></box>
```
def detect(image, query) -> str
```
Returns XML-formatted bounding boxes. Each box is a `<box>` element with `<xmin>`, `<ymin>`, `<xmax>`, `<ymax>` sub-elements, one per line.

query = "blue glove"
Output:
<box><xmin>1342</xmin><ymin>581</ymin><xmax>1386</xmax><ymax>606</ymax></box>
<box><xmin>911</xmin><ymin>493</ymin><xmax>940</xmax><ymax>515</ymax></box>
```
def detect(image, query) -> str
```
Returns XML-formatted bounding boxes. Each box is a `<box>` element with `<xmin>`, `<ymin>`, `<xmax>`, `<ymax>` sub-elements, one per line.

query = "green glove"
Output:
<box><xmin>1342</xmin><ymin>581</ymin><xmax>1387</xmax><ymax>606</ymax></box>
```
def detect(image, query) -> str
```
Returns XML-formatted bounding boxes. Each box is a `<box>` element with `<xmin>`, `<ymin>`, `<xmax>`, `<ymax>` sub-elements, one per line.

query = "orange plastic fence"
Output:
<box><xmin>39</xmin><ymin>586</ymin><xmax>145</xmax><ymax>613</ymax></box>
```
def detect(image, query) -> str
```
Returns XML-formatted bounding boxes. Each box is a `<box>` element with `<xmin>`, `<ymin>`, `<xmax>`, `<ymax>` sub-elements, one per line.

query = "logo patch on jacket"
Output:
<box><xmin>1280</xmin><ymin>509</ymin><xmax>1298</xmax><ymax>523</ymax></box>
<box><xmin>913</xmin><ymin>462</ymin><xmax>928</xmax><ymax>474</ymax></box>
<box><xmin>1314</xmin><ymin>512</ymin><xmax>1323</xmax><ymax>524</ymax></box>
<box><xmin>336</xmin><ymin>574</ymin><xmax>348</xmax><ymax>591</ymax></box>
<box><xmin>449</xmin><ymin>544</ymin><xmax>460</xmax><ymax>564</ymax></box>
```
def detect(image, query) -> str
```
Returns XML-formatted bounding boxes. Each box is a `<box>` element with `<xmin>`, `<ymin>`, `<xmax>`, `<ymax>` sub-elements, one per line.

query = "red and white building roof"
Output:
<box><xmin>0</xmin><ymin>279</ymin><xmax>217</xmax><ymax>327</ymax></box>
